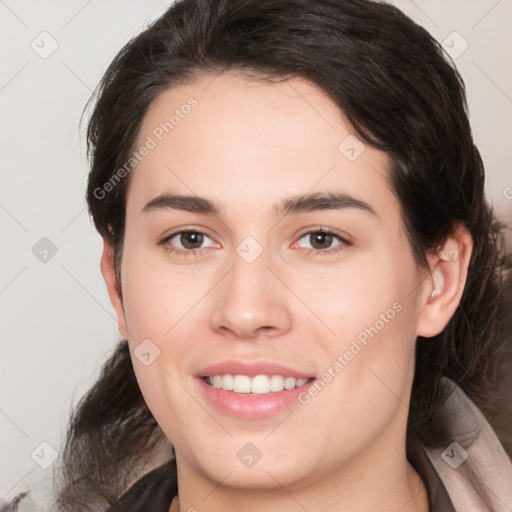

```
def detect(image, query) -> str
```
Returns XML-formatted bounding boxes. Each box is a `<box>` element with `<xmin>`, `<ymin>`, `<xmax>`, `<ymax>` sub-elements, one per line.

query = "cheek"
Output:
<box><xmin>293</xmin><ymin>268</ymin><xmax>420</xmax><ymax>460</ymax></box>
<box><xmin>120</xmin><ymin>245</ymin><xmax>209</xmax><ymax>339</ymax></box>
<box><xmin>305</xmin><ymin>247</ymin><xmax>421</xmax><ymax>398</ymax></box>
<box><xmin>304</xmin><ymin>246</ymin><xmax>418</xmax><ymax>340</ymax></box>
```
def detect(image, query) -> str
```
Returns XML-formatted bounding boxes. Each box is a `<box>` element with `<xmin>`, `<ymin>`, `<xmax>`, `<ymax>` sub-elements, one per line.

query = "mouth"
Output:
<box><xmin>196</xmin><ymin>361</ymin><xmax>317</xmax><ymax>418</ymax></box>
<box><xmin>201</xmin><ymin>374</ymin><xmax>314</xmax><ymax>395</ymax></box>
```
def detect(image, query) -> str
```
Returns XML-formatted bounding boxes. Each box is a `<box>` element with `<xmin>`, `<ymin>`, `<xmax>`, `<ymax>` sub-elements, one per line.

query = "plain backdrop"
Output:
<box><xmin>1</xmin><ymin>0</ymin><xmax>511</xmax><ymax>500</ymax></box>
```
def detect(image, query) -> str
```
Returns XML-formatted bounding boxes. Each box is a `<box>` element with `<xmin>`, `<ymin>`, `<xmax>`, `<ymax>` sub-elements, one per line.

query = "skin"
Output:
<box><xmin>101</xmin><ymin>73</ymin><xmax>473</xmax><ymax>511</ymax></box>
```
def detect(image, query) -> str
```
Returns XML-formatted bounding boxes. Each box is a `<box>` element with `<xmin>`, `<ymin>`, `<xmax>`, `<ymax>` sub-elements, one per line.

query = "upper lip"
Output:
<box><xmin>197</xmin><ymin>360</ymin><xmax>315</xmax><ymax>379</ymax></box>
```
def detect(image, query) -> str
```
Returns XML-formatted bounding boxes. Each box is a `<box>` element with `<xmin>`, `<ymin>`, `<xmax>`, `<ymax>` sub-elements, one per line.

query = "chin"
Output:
<box><xmin>177</xmin><ymin>438</ymin><xmax>312</xmax><ymax>490</ymax></box>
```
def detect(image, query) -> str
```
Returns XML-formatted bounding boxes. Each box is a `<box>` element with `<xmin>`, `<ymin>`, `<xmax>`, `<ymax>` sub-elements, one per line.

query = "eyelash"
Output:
<box><xmin>159</xmin><ymin>227</ymin><xmax>352</xmax><ymax>257</ymax></box>
<box><xmin>296</xmin><ymin>227</ymin><xmax>352</xmax><ymax>256</ymax></box>
<box><xmin>159</xmin><ymin>228</ymin><xmax>214</xmax><ymax>257</ymax></box>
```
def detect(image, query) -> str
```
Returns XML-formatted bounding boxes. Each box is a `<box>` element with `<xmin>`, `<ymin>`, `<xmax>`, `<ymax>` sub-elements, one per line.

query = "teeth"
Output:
<box><xmin>207</xmin><ymin>374</ymin><xmax>310</xmax><ymax>394</ymax></box>
<box><xmin>222</xmin><ymin>374</ymin><xmax>234</xmax><ymax>391</ymax></box>
<box><xmin>233</xmin><ymin>375</ymin><xmax>251</xmax><ymax>393</ymax></box>
<box><xmin>251</xmin><ymin>374</ymin><xmax>270</xmax><ymax>394</ymax></box>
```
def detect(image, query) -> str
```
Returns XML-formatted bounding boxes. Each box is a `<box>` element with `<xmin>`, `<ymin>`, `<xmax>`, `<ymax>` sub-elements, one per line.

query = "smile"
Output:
<box><xmin>204</xmin><ymin>374</ymin><xmax>312</xmax><ymax>394</ymax></box>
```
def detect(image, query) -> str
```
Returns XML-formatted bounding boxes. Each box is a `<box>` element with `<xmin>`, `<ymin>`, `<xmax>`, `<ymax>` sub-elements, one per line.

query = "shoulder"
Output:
<box><xmin>1</xmin><ymin>462</ymin><xmax>57</xmax><ymax>512</ymax></box>
<box><xmin>1</xmin><ymin>493</ymin><xmax>29</xmax><ymax>512</ymax></box>
<box><xmin>423</xmin><ymin>376</ymin><xmax>512</xmax><ymax>510</ymax></box>
<box><xmin>106</xmin><ymin>460</ymin><xmax>177</xmax><ymax>512</ymax></box>
<box><xmin>2</xmin><ymin>461</ymin><xmax>177</xmax><ymax>512</ymax></box>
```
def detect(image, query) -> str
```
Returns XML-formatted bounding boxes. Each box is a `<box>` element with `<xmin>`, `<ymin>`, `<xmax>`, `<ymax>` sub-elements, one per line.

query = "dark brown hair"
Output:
<box><xmin>56</xmin><ymin>0</ymin><xmax>512</xmax><ymax>510</ymax></box>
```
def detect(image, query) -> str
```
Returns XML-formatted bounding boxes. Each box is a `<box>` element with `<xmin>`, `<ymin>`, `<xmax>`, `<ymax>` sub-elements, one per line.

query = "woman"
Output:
<box><xmin>4</xmin><ymin>0</ymin><xmax>511</xmax><ymax>510</ymax></box>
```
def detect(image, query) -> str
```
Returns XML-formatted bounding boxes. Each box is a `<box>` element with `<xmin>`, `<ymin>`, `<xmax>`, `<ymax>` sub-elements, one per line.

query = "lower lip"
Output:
<box><xmin>197</xmin><ymin>378</ymin><xmax>315</xmax><ymax>419</ymax></box>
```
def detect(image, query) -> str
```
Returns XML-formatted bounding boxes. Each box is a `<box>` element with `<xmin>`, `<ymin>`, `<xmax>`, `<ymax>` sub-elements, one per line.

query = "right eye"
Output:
<box><xmin>160</xmin><ymin>230</ymin><xmax>219</xmax><ymax>256</ymax></box>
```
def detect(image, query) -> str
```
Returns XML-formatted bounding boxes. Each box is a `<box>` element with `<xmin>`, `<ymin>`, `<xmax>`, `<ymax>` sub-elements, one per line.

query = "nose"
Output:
<box><xmin>209</xmin><ymin>245</ymin><xmax>293</xmax><ymax>340</ymax></box>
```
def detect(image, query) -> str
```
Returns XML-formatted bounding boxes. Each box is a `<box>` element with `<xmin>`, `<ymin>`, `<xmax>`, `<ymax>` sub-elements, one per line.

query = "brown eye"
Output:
<box><xmin>297</xmin><ymin>230</ymin><xmax>343</xmax><ymax>251</ymax></box>
<box><xmin>293</xmin><ymin>228</ymin><xmax>352</xmax><ymax>256</ymax></box>
<box><xmin>309</xmin><ymin>232</ymin><xmax>335</xmax><ymax>250</ymax></box>
<box><xmin>179</xmin><ymin>231</ymin><xmax>204</xmax><ymax>249</ymax></box>
<box><xmin>162</xmin><ymin>230</ymin><xmax>218</xmax><ymax>255</ymax></box>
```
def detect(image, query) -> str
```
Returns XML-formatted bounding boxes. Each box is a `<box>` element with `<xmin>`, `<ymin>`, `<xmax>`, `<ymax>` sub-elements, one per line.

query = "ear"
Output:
<box><xmin>100</xmin><ymin>237</ymin><xmax>129</xmax><ymax>339</ymax></box>
<box><xmin>416</xmin><ymin>222</ymin><xmax>474</xmax><ymax>338</ymax></box>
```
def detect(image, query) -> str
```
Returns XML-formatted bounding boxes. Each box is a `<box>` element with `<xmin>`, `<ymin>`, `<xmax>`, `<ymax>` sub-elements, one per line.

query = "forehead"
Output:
<box><xmin>127</xmin><ymin>72</ymin><xmax>397</xmax><ymax>221</ymax></box>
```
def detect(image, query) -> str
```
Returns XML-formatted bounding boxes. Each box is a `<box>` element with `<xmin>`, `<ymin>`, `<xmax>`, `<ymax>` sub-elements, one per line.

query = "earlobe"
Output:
<box><xmin>100</xmin><ymin>238</ymin><xmax>129</xmax><ymax>339</ymax></box>
<box><xmin>416</xmin><ymin>224</ymin><xmax>473</xmax><ymax>338</ymax></box>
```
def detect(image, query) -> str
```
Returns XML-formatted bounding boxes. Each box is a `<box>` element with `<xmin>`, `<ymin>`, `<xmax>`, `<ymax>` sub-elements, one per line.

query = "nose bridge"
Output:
<box><xmin>210</xmin><ymin>237</ymin><xmax>292</xmax><ymax>338</ymax></box>
<box><xmin>230</xmin><ymin>241</ymin><xmax>270</xmax><ymax>300</ymax></box>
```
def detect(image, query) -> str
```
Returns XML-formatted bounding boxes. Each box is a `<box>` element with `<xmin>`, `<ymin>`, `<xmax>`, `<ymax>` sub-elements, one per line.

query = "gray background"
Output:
<box><xmin>1</xmin><ymin>0</ymin><xmax>511</xmax><ymax>500</ymax></box>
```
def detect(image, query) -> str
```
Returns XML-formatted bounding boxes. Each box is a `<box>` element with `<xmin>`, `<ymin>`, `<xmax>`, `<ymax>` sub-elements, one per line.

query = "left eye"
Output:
<box><xmin>296</xmin><ymin>230</ymin><xmax>346</xmax><ymax>251</ymax></box>
<box><xmin>166</xmin><ymin>231</ymin><xmax>217</xmax><ymax>251</ymax></box>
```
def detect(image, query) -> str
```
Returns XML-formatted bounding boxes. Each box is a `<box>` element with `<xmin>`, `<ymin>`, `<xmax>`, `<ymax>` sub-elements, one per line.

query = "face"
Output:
<box><xmin>106</xmin><ymin>73</ymin><xmax>434</xmax><ymax>491</ymax></box>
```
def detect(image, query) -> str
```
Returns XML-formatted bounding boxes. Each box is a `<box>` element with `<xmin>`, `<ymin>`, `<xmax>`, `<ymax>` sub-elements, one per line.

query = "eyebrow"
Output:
<box><xmin>141</xmin><ymin>191</ymin><xmax>378</xmax><ymax>218</ymax></box>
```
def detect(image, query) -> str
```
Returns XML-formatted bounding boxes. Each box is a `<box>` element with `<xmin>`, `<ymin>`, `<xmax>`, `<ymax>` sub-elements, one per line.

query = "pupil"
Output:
<box><xmin>181</xmin><ymin>232</ymin><xmax>203</xmax><ymax>249</ymax></box>
<box><xmin>311</xmin><ymin>233</ymin><xmax>332</xmax><ymax>249</ymax></box>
